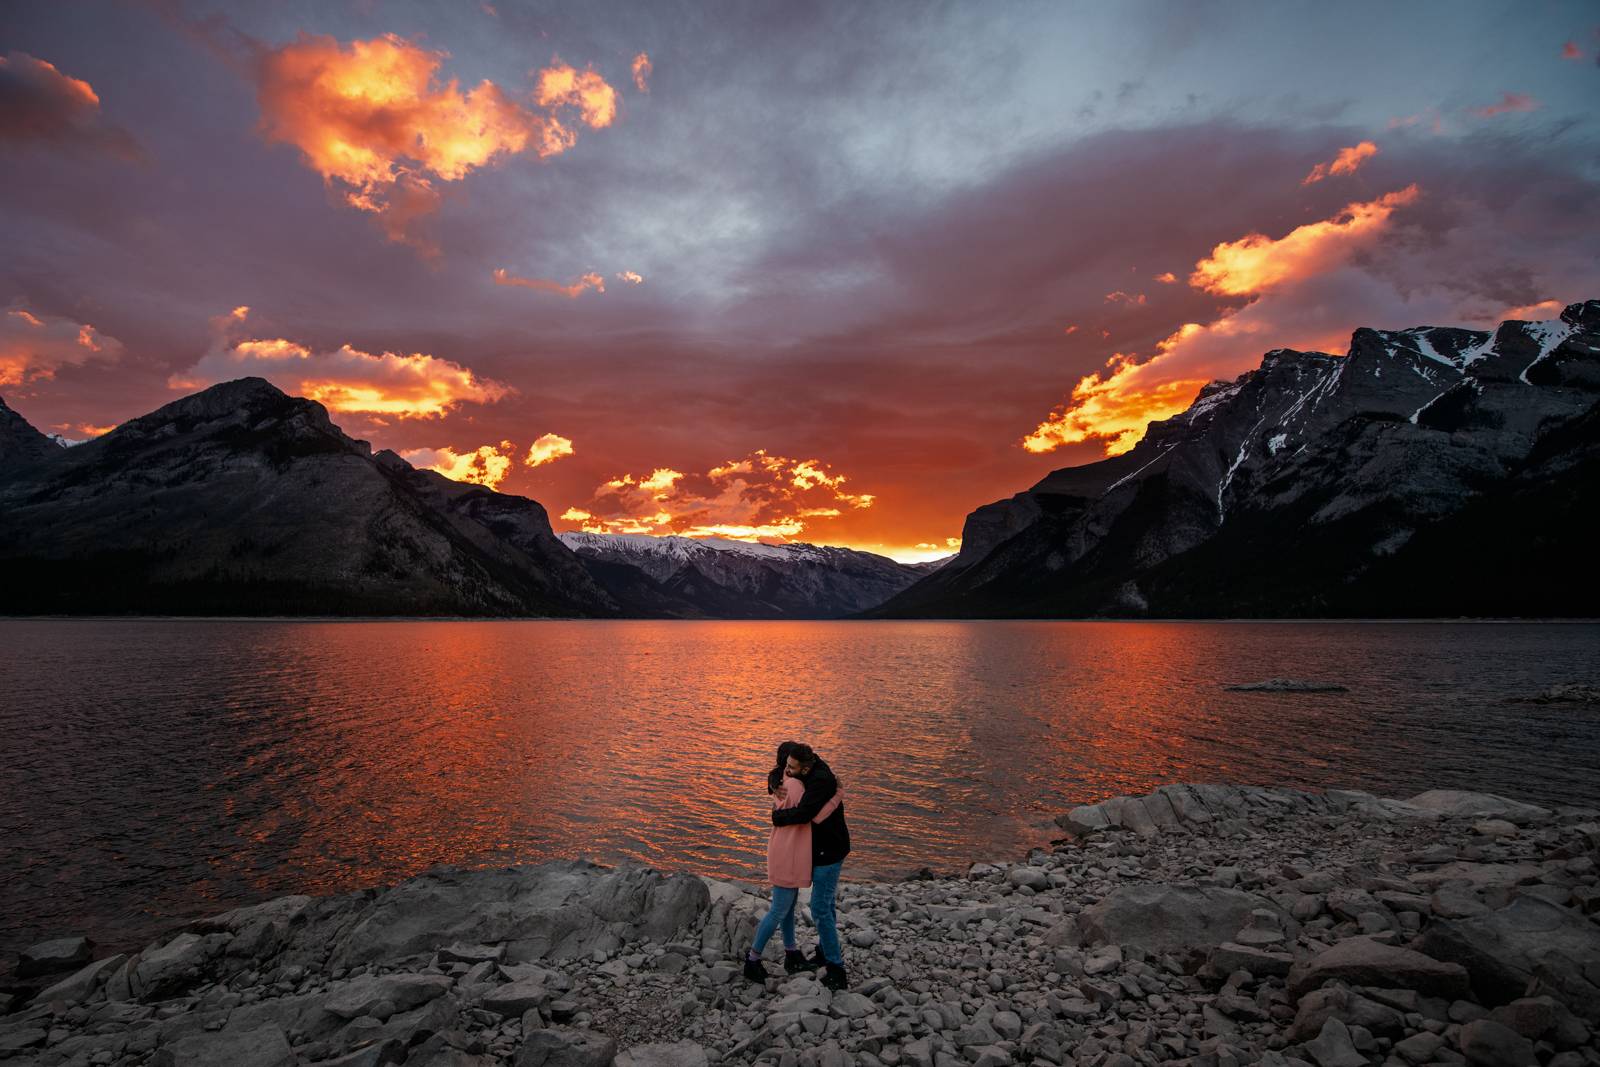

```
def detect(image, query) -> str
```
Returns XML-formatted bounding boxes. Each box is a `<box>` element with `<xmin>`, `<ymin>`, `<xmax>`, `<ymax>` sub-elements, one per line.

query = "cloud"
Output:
<box><xmin>1388</xmin><ymin>108</ymin><xmax>1443</xmax><ymax>135</ymax></box>
<box><xmin>616</xmin><ymin>270</ymin><xmax>644</xmax><ymax>285</ymax></box>
<box><xmin>492</xmin><ymin>267</ymin><xmax>607</xmax><ymax>298</ymax></box>
<box><xmin>0</xmin><ymin>304</ymin><xmax>124</xmax><ymax>387</ymax></box>
<box><xmin>1153</xmin><ymin>272</ymin><xmax>1178</xmax><ymax>284</ymax></box>
<box><xmin>251</xmin><ymin>34</ymin><xmax>621</xmax><ymax>246</ymax></box>
<box><xmin>1560</xmin><ymin>41</ymin><xmax>1583</xmax><ymax>61</ymax></box>
<box><xmin>1302</xmin><ymin>140</ymin><xmax>1378</xmax><ymax>184</ymax></box>
<box><xmin>567</xmin><ymin>449</ymin><xmax>874</xmax><ymax>542</ymax></box>
<box><xmin>1188</xmin><ymin>185</ymin><xmax>1420</xmax><ymax>297</ymax></box>
<box><xmin>1104</xmin><ymin>290</ymin><xmax>1147</xmax><ymax>306</ymax></box>
<box><xmin>631</xmin><ymin>52</ymin><xmax>652</xmax><ymax>93</ymax></box>
<box><xmin>1469</xmin><ymin>91</ymin><xmax>1539</xmax><ymax>118</ymax></box>
<box><xmin>525</xmin><ymin>432</ymin><xmax>574</xmax><ymax>468</ymax></box>
<box><xmin>174</xmin><ymin>307</ymin><xmax>509</xmax><ymax>418</ymax></box>
<box><xmin>401</xmin><ymin>441</ymin><xmax>514</xmax><ymax>489</ymax></box>
<box><xmin>0</xmin><ymin>51</ymin><xmax>141</xmax><ymax>158</ymax></box>
<box><xmin>1026</xmin><ymin>185</ymin><xmax>1424</xmax><ymax>456</ymax></box>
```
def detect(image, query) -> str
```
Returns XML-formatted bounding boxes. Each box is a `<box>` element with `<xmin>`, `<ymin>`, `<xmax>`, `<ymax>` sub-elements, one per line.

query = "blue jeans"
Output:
<box><xmin>811</xmin><ymin>861</ymin><xmax>843</xmax><ymax>965</ymax></box>
<box><xmin>751</xmin><ymin>886</ymin><xmax>799</xmax><ymax>956</ymax></box>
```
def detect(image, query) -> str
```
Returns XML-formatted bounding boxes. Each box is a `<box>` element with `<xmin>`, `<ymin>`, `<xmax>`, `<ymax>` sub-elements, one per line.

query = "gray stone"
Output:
<box><xmin>30</xmin><ymin>953</ymin><xmax>127</xmax><ymax>1006</ymax></box>
<box><xmin>1391</xmin><ymin>1031</ymin><xmax>1443</xmax><ymax>1064</ymax></box>
<box><xmin>1288</xmin><ymin>984</ymin><xmax>1404</xmax><ymax>1041</ymax></box>
<box><xmin>307</xmin><ymin>1040</ymin><xmax>406</xmax><ymax>1067</ymax></box>
<box><xmin>481</xmin><ymin>978</ymin><xmax>556</xmax><ymax>1017</ymax></box>
<box><xmin>1419</xmin><ymin>895</ymin><xmax>1600</xmax><ymax>1018</ymax></box>
<box><xmin>1288</xmin><ymin>936</ymin><xmax>1469</xmax><ymax>999</ymax></box>
<box><xmin>1458</xmin><ymin>1018</ymin><xmax>1536</xmax><ymax>1066</ymax></box>
<box><xmin>325</xmin><ymin>973</ymin><xmax>453</xmax><ymax>1019</ymax></box>
<box><xmin>1300</xmin><ymin>1016</ymin><xmax>1366</xmax><ymax>1067</ymax></box>
<box><xmin>1406</xmin><ymin>790</ymin><xmax>1550</xmax><ymax>824</ymax></box>
<box><xmin>132</xmin><ymin>932</ymin><xmax>227</xmax><ymax>999</ymax></box>
<box><xmin>153</xmin><ymin>1023</ymin><xmax>296</xmax><ymax>1067</ymax></box>
<box><xmin>1210</xmin><ymin>942</ymin><xmax>1295</xmax><ymax>977</ymax></box>
<box><xmin>612</xmin><ymin>1040</ymin><xmax>710</xmax><ymax>1067</ymax></box>
<box><xmin>1409</xmin><ymin>862</ymin><xmax>1543</xmax><ymax>890</ymax></box>
<box><xmin>515</xmin><ymin>1026</ymin><xmax>618</xmax><ymax>1067</ymax></box>
<box><xmin>1076</xmin><ymin>883</ymin><xmax>1284</xmax><ymax>957</ymax></box>
<box><xmin>18</xmin><ymin>936</ymin><xmax>93</xmax><ymax>978</ymax></box>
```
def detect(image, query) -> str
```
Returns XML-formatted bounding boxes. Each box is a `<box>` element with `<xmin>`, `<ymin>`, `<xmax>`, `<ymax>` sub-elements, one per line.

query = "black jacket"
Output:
<box><xmin>771</xmin><ymin>757</ymin><xmax>851</xmax><ymax>866</ymax></box>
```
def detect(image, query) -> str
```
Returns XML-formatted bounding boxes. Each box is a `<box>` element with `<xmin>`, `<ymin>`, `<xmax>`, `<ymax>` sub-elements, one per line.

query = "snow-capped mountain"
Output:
<box><xmin>558</xmin><ymin>531</ymin><xmax>941</xmax><ymax>618</ymax></box>
<box><xmin>874</xmin><ymin>299</ymin><xmax>1600</xmax><ymax>618</ymax></box>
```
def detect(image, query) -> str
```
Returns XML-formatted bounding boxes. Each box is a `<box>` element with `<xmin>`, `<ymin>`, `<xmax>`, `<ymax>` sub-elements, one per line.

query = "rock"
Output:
<box><xmin>1299</xmin><ymin>1016</ymin><xmax>1366</xmax><ymax>1067</ymax></box>
<box><xmin>1391</xmin><ymin>1031</ymin><xmax>1443</xmax><ymax>1064</ymax></box>
<box><xmin>1223</xmin><ymin>679</ymin><xmax>1347</xmax><ymax>692</ymax></box>
<box><xmin>1006</xmin><ymin>867</ymin><xmax>1049</xmax><ymax>891</ymax></box>
<box><xmin>1406</xmin><ymin>790</ymin><xmax>1551</xmax><ymax>824</ymax></box>
<box><xmin>18</xmin><ymin>936</ymin><xmax>94</xmax><ymax>978</ymax></box>
<box><xmin>1457</xmin><ymin>1018</ymin><xmax>1536</xmax><ymax>1066</ymax></box>
<box><xmin>0</xmin><ymin>1028</ymin><xmax>47</xmax><ymax>1053</ymax></box>
<box><xmin>1419</xmin><ymin>895</ymin><xmax>1600</xmax><ymax>1018</ymax></box>
<box><xmin>331</xmin><ymin>862</ymin><xmax>709</xmax><ymax>968</ymax></box>
<box><xmin>1488</xmin><ymin>995</ymin><xmax>1591</xmax><ymax>1048</ymax></box>
<box><xmin>1287</xmin><ymin>936</ymin><xmax>1469</xmax><ymax>999</ymax></box>
<box><xmin>612</xmin><ymin>1040</ymin><xmax>710</xmax><ymax>1067</ymax></box>
<box><xmin>481</xmin><ymin>978</ymin><xmax>557</xmax><ymax>1018</ymax></box>
<box><xmin>1409</xmin><ymin>862</ymin><xmax>1543</xmax><ymax>890</ymax></box>
<box><xmin>1210</xmin><ymin>942</ymin><xmax>1294</xmax><ymax>977</ymax></box>
<box><xmin>152</xmin><ymin>1023</ymin><xmax>296</xmax><ymax>1067</ymax></box>
<box><xmin>30</xmin><ymin>953</ymin><xmax>128</xmax><ymax>1006</ymax></box>
<box><xmin>1430</xmin><ymin>882</ymin><xmax>1490</xmax><ymax>918</ymax></box>
<box><xmin>515</xmin><ymin>1026</ymin><xmax>618</xmax><ymax>1067</ymax></box>
<box><xmin>848</xmin><ymin>928</ymin><xmax>878</xmax><ymax>948</ymax></box>
<box><xmin>1288</xmin><ymin>984</ymin><xmax>1404</xmax><ymax>1041</ymax></box>
<box><xmin>132</xmin><ymin>932</ymin><xmax>227</xmax><ymax>999</ymax></box>
<box><xmin>308</xmin><ymin>1040</ymin><xmax>406</xmax><ymax>1067</ymax></box>
<box><xmin>829</xmin><ymin>991</ymin><xmax>875</xmax><ymax>1018</ymax></box>
<box><xmin>1076</xmin><ymin>884</ymin><xmax>1283</xmax><ymax>957</ymax></box>
<box><xmin>438</xmin><ymin>942</ymin><xmax>506</xmax><ymax>965</ymax></box>
<box><xmin>325</xmin><ymin>974</ymin><xmax>453</xmax><ymax>1019</ymax></box>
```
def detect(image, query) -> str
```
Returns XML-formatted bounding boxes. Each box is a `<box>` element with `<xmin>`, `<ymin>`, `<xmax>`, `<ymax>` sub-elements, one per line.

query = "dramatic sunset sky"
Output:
<box><xmin>3</xmin><ymin>2</ymin><xmax>1598</xmax><ymax>560</ymax></box>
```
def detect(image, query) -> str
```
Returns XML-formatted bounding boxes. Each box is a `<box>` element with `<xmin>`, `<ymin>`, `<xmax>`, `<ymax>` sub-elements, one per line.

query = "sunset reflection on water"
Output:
<box><xmin>2</xmin><ymin>619</ymin><xmax>1597</xmax><ymax>956</ymax></box>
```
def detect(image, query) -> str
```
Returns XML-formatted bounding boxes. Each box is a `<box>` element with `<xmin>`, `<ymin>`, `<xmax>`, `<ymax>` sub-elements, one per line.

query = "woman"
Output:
<box><xmin>743</xmin><ymin>740</ymin><xmax>842</xmax><ymax>982</ymax></box>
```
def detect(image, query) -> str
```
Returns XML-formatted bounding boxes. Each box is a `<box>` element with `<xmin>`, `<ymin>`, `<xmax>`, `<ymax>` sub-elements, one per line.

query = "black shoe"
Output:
<box><xmin>820</xmin><ymin>962</ymin><xmax>849</xmax><ymax>990</ymax></box>
<box><xmin>806</xmin><ymin>946</ymin><xmax>826</xmax><ymax>968</ymax></box>
<box><xmin>742</xmin><ymin>958</ymin><xmax>768</xmax><ymax>983</ymax></box>
<box><xmin>783</xmin><ymin>949</ymin><xmax>809</xmax><ymax>974</ymax></box>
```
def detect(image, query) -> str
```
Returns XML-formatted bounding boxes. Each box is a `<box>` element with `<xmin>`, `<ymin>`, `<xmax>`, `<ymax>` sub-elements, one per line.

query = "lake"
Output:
<box><xmin>2</xmin><ymin>619</ymin><xmax>1597</xmax><ymax>959</ymax></box>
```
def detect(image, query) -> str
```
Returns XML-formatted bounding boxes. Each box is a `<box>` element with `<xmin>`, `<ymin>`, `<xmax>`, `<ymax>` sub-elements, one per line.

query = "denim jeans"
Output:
<box><xmin>810</xmin><ymin>861</ymin><xmax>844</xmax><ymax>965</ymax></box>
<box><xmin>751</xmin><ymin>885</ymin><xmax>799</xmax><ymax>956</ymax></box>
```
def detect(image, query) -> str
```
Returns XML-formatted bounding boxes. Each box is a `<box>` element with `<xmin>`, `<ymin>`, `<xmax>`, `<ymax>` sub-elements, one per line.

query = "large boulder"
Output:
<box><xmin>132</xmin><ymin>932</ymin><xmax>231</xmax><ymax>1000</ymax></box>
<box><xmin>17</xmin><ymin>936</ymin><xmax>93</xmax><ymax>978</ymax></box>
<box><xmin>329</xmin><ymin>861</ymin><xmax>710</xmax><ymax>968</ymax></box>
<box><xmin>29</xmin><ymin>953</ymin><xmax>127</xmax><ymax>1006</ymax></box>
<box><xmin>1406</xmin><ymin>790</ymin><xmax>1551</xmax><ymax>824</ymax></box>
<box><xmin>1076</xmin><ymin>884</ymin><xmax>1284</xmax><ymax>957</ymax></box>
<box><xmin>152</xmin><ymin>1023</ymin><xmax>296</xmax><ymax>1067</ymax></box>
<box><xmin>1419</xmin><ymin>896</ymin><xmax>1600</xmax><ymax>1019</ymax></box>
<box><xmin>324</xmin><ymin>973</ymin><xmax>453</xmax><ymax>1019</ymax></box>
<box><xmin>1287</xmin><ymin>936</ymin><xmax>1470</xmax><ymax>999</ymax></box>
<box><xmin>613</xmin><ymin>1042</ymin><xmax>710</xmax><ymax>1067</ymax></box>
<box><xmin>515</xmin><ymin>1027</ymin><xmax>618</xmax><ymax>1067</ymax></box>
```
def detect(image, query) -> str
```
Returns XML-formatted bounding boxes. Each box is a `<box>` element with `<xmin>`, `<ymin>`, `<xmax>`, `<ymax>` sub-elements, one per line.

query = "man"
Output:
<box><xmin>771</xmin><ymin>742</ymin><xmax>851</xmax><ymax>990</ymax></box>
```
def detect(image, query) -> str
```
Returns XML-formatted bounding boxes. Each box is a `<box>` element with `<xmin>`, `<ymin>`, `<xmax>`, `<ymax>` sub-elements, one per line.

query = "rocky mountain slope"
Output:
<box><xmin>0</xmin><ymin>379</ymin><xmax>615</xmax><ymax>617</ymax></box>
<box><xmin>558</xmin><ymin>532</ymin><xmax>941</xmax><ymax>619</ymax></box>
<box><xmin>874</xmin><ymin>300</ymin><xmax>1600</xmax><ymax>618</ymax></box>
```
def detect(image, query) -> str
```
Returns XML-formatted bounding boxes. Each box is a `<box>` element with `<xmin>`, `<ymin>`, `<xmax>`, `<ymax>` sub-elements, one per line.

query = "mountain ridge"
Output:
<box><xmin>871</xmin><ymin>300</ymin><xmax>1600</xmax><ymax>618</ymax></box>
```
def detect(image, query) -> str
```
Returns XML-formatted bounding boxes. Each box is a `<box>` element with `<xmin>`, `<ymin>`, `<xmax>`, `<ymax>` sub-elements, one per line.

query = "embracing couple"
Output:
<box><xmin>743</xmin><ymin>741</ymin><xmax>852</xmax><ymax>991</ymax></box>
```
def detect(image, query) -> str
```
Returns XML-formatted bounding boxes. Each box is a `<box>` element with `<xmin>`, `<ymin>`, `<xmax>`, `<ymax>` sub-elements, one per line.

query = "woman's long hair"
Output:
<box><xmin>768</xmin><ymin>740</ymin><xmax>800</xmax><ymax>794</ymax></box>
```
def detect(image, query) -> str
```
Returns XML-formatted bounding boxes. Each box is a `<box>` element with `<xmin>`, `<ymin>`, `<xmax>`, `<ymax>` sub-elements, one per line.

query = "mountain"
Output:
<box><xmin>873</xmin><ymin>299</ymin><xmax>1600</xmax><ymax>618</ymax></box>
<box><xmin>558</xmin><ymin>531</ymin><xmax>942</xmax><ymax>618</ymax></box>
<box><xmin>0</xmin><ymin>396</ymin><xmax>65</xmax><ymax>467</ymax></box>
<box><xmin>0</xmin><ymin>378</ymin><xmax>615</xmax><ymax>616</ymax></box>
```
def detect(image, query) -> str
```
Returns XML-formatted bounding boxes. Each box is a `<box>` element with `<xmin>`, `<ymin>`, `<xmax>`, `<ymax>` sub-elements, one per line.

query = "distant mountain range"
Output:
<box><xmin>0</xmin><ymin>381</ymin><xmax>932</xmax><ymax>618</ymax></box>
<box><xmin>559</xmin><ymin>531</ymin><xmax>940</xmax><ymax>619</ymax></box>
<box><xmin>872</xmin><ymin>299</ymin><xmax>1600</xmax><ymax>618</ymax></box>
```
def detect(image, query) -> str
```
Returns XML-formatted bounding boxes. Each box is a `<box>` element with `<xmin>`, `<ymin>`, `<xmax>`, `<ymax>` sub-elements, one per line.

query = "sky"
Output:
<box><xmin>2</xmin><ymin>1</ymin><xmax>1598</xmax><ymax>561</ymax></box>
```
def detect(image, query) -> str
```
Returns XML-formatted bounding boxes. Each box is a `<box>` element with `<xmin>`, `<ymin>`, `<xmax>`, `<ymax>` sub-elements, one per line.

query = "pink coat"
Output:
<box><xmin>767</xmin><ymin>776</ymin><xmax>843</xmax><ymax>889</ymax></box>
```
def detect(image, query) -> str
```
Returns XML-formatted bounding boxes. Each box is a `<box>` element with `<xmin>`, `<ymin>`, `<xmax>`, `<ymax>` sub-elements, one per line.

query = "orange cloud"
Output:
<box><xmin>493</xmin><ymin>267</ymin><xmax>606</xmax><ymax>298</ymax></box>
<box><xmin>0</xmin><ymin>304</ymin><xmax>123</xmax><ymax>386</ymax></box>
<box><xmin>525</xmin><ymin>432</ymin><xmax>574</xmax><ymax>468</ymax></box>
<box><xmin>1189</xmin><ymin>185</ymin><xmax>1419</xmax><ymax>297</ymax></box>
<box><xmin>175</xmin><ymin>307</ymin><xmax>509</xmax><ymax>418</ymax></box>
<box><xmin>1388</xmin><ymin>108</ymin><xmax>1444</xmax><ymax>135</ymax></box>
<box><xmin>1302</xmin><ymin>140</ymin><xmax>1378</xmax><ymax>184</ymax></box>
<box><xmin>1104</xmin><ymin>290</ymin><xmax>1147</xmax><ymax>306</ymax></box>
<box><xmin>1470</xmin><ymin>91</ymin><xmax>1539</xmax><ymax>117</ymax></box>
<box><xmin>1561</xmin><ymin>40</ymin><xmax>1583</xmax><ymax>61</ymax></box>
<box><xmin>615</xmin><ymin>270</ymin><xmax>644</xmax><ymax>285</ymax></box>
<box><xmin>1500</xmin><ymin>299</ymin><xmax>1564</xmax><ymax>321</ymax></box>
<box><xmin>401</xmin><ymin>441</ymin><xmax>514</xmax><ymax>490</ymax></box>
<box><xmin>1063</xmin><ymin>324</ymin><xmax>1079</xmax><ymax>335</ymax></box>
<box><xmin>54</xmin><ymin>422</ymin><xmax>117</xmax><ymax>438</ymax></box>
<box><xmin>1153</xmin><ymin>272</ymin><xmax>1178</xmax><ymax>284</ymax></box>
<box><xmin>568</xmin><ymin>449</ymin><xmax>875</xmax><ymax>543</ymax></box>
<box><xmin>252</xmin><ymin>34</ymin><xmax>621</xmax><ymax>245</ymax></box>
<box><xmin>631</xmin><ymin>52</ymin><xmax>652</xmax><ymax>93</ymax></box>
<box><xmin>1027</xmin><ymin>187</ymin><xmax>1423</xmax><ymax>456</ymax></box>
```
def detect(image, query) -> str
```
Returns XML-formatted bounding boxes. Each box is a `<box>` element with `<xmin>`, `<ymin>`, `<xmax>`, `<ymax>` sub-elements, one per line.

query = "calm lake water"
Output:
<box><xmin>2</xmin><ymin>619</ymin><xmax>1598</xmax><ymax>959</ymax></box>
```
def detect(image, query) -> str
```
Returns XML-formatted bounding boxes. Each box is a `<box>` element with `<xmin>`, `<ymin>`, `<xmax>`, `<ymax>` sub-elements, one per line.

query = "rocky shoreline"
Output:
<box><xmin>2</xmin><ymin>783</ymin><xmax>1597</xmax><ymax>1067</ymax></box>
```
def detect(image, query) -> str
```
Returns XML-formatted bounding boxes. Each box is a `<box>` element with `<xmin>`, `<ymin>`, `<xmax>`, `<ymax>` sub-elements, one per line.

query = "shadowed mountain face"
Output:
<box><xmin>874</xmin><ymin>300</ymin><xmax>1600</xmax><ymax>619</ymax></box>
<box><xmin>0</xmin><ymin>379</ymin><xmax>616</xmax><ymax>616</ymax></box>
<box><xmin>557</xmin><ymin>532</ymin><xmax>942</xmax><ymax>618</ymax></box>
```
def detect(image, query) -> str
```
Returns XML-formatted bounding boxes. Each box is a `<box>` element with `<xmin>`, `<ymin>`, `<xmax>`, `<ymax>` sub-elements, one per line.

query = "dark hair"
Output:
<box><xmin>789</xmin><ymin>743</ymin><xmax>817</xmax><ymax>769</ymax></box>
<box><xmin>767</xmin><ymin>741</ymin><xmax>800</xmax><ymax>793</ymax></box>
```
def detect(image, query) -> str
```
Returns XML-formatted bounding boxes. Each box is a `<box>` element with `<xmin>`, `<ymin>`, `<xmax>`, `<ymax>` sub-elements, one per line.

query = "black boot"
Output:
<box><xmin>783</xmin><ymin>949</ymin><xmax>809</xmax><ymax>974</ymax></box>
<box><xmin>820</xmin><ymin>962</ymin><xmax>849</xmax><ymax>990</ymax></box>
<box><xmin>743</xmin><ymin>957</ymin><xmax>768</xmax><ymax>983</ymax></box>
<box><xmin>805</xmin><ymin>946</ymin><xmax>826</xmax><ymax>968</ymax></box>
